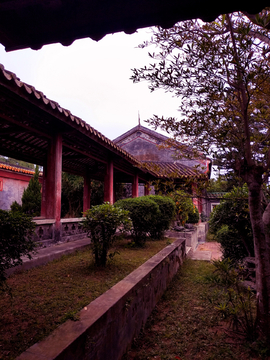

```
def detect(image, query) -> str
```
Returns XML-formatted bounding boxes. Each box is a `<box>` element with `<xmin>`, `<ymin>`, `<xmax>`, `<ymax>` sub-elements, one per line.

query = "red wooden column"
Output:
<box><xmin>43</xmin><ymin>133</ymin><xmax>62</xmax><ymax>241</ymax></box>
<box><xmin>83</xmin><ymin>171</ymin><xmax>91</xmax><ymax>213</ymax></box>
<box><xmin>104</xmin><ymin>160</ymin><xmax>114</xmax><ymax>204</ymax></box>
<box><xmin>132</xmin><ymin>173</ymin><xmax>139</xmax><ymax>198</ymax></box>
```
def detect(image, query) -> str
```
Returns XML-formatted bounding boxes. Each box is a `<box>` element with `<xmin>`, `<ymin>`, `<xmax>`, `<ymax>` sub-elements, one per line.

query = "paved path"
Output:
<box><xmin>188</xmin><ymin>241</ymin><xmax>223</xmax><ymax>261</ymax></box>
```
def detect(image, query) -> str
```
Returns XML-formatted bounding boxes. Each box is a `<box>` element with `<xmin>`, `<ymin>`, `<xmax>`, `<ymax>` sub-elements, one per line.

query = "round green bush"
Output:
<box><xmin>145</xmin><ymin>195</ymin><xmax>176</xmax><ymax>239</ymax></box>
<box><xmin>115</xmin><ymin>197</ymin><xmax>159</xmax><ymax>246</ymax></box>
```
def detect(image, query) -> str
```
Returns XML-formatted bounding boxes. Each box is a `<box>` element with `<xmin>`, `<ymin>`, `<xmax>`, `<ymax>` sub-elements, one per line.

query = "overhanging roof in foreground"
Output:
<box><xmin>0</xmin><ymin>63</ymin><xmax>155</xmax><ymax>182</ymax></box>
<box><xmin>0</xmin><ymin>1</ymin><xmax>268</xmax><ymax>51</ymax></box>
<box><xmin>0</xmin><ymin>63</ymin><xmax>207</xmax><ymax>181</ymax></box>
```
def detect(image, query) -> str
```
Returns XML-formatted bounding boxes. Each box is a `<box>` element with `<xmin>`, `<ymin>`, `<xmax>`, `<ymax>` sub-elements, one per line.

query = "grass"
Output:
<box><xmin>124</xmin><ymin>259</ymin><xmax>261</xmax><ymax>360</ymax></box>
<box><xmin>0</xmin><ymin>237</ymin><xmax>170</xmax><ymax>360</ymax></box>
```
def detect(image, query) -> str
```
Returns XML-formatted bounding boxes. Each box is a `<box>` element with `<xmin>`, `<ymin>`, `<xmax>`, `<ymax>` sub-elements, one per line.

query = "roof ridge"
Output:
<box><xmin>0</xmin><ymin>163</ymin><xmax>36</xmax><ymax>174</ymax></box>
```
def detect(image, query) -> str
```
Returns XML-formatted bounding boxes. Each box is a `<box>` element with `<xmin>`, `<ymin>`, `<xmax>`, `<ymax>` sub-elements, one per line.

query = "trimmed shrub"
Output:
<box><xmin>115</xmin><ymin>197</ymin><xmax>159</xmax><ymax>246</ymax></box>
<box><xmin>187</xmin><ymin>204</ymin><xmax>200</xmax><ymax>224</ymax></box>
<box><xmin>82</xmin><ymin>203</ymin><xmax>131</xmax><ymax>266</ymax></box>
<box><xmin>0</xmin><ymin>210</ymin><xmax>36</xmax><ymax>288</ymax></box>
<box><xmin>146</xmin><ymin>195</ymin><xmax>176</xmax><ymax>239</ymax></box>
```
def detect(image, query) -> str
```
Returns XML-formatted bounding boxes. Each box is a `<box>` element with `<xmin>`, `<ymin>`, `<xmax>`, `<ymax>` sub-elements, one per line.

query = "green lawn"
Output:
<box><xmin>0</xmin><ymin>237</ymin><xmax>170</xmax><ymax>360</ymax></box>
<box><xmin>124</xmin><ymin>259</ymin><xmax>261</xmax><ymax>360</ymax></box>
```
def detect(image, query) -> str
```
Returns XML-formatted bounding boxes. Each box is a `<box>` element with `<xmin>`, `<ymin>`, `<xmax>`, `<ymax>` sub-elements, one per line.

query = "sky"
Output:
<box><xmin>0</xmin><ymin>28</ymin><xmax>181</xmax><ymax>140</ymax></box>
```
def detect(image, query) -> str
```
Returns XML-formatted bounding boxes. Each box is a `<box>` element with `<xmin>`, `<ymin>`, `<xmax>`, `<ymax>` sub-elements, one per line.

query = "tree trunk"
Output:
<box><xmin>247</xmin><ymin>169</ymin><xmax>270</xmax><ymax>341</ymax></box>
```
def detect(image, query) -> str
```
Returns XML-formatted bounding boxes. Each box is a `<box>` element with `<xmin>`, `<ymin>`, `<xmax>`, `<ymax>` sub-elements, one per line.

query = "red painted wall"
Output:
<box><xmin>0</xmin><ymin>165</ymin><xmax>42</xmax><ymax>211</ymax></box>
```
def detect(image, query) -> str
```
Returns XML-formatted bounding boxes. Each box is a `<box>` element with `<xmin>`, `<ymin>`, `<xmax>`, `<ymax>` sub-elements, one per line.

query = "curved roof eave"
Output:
<box><xmin>0</xmin><ymin>64</ymin><xmax>141</xmax><ymax>167</ymax></box>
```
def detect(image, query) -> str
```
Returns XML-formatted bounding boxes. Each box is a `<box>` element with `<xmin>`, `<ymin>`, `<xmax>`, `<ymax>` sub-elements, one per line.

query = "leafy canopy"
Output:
<box><xmin>131</xmin><ymin>10</ymin><xmax>270</xmax><ymax>177</ymax></box>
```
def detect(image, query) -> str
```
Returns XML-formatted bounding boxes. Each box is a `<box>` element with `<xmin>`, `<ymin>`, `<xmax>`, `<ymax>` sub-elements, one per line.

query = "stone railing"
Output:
<box><xmin>33</xmin><ymin>218</ymin><xmax>87</xmax><ymax>246</ymax></box>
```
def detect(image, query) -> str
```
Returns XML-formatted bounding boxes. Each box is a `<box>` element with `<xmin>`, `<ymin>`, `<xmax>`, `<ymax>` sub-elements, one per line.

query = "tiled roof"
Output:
<box><xmin>141</xmin><ymin>161</ymin><xmax>207</xmax><ymax>178</ymax></box>
<box><xmin>206</xmin><ymin>192</ymin><xmax>227</xmax><ymax>199</ymax></box>
<box><xmin>113</xmin><ymin>124</ymin><xmax>210</xmax><ymax>161</ymax></box>
<box><xmin>0</xmin><ymin>163</ymin><xmax>35</xmax><ymax>175</ymax></box>
<box><xmin>0</xmin><ymin>64</ymin><xmax>140</xmax><ymax>166</ymax></box>
<box><xmin>114</xmin><ymin>124</ymin><xmax>171</xmax><ymax>144</ymax></box>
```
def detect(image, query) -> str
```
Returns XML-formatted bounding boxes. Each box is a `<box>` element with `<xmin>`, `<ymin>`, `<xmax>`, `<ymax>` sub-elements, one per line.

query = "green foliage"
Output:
<box><xmin>169</xmin><ymin>190</ymin><xmax>195</xmax><ymax>225</ymax></box>
<box><xmin>187</xmin><ymin>204</ymin><xmax>199</xmax><ymax>224</ymax></box>
<box><xmin>209</xmin><ymin>259</ymin><xmax>257</xmax><ymax>341</ymax></box>
<box><xmin>61</xmin><ymin>172</ymin><xmax>84</xmax><ymax>218</ymax></box>
<box><xmin>90</xmin><ymin>180</ymin><xmax>104</xmax><ymax>206</ymax></box>
<box><xmin>207</xmin><ymin>177</ymin><xmax>231</xmax><ymax>193</ymax></box>
<box><xmin>10</xmin><ymin>200</ymin><xmax>22</xmax><ymax>213</ymax></box>
<box><xmin>132</xmin><ymin>13</ymin><xmax>270</xmax><ymax>176</ymax></box>
<box><xmin>216</xmin><ymin>225</ymin><xmax>251</xmax><ymax>264</ymax></box>
<box><xmin>146</xmin><ymin>195</ymin><xmax>176</xmax><ymax>239</ymax></box>
<box><xmin>21</xmin><ymin>165</ymin><xmax>41</xmax><ymax>217</ymax></box>
<box><xmin>61</xmin><ymin>175</ymin><xmax>104</xmax><ymax>218</ymax></box>
<box><xmin>82</xmin><ymin>203</ymin><xmax>131</xmax><ymax>266</ymax></box>
<box><xmin>0</xmin><ymin>155</ymin><xmax>35</xmax><ymax>170</ymax></box>
<box><xmin>209</xmin><ymin>185</ymin><xmax>254</xmax><ymax>263</ymax></box>
<box><xmin>115</xmin><ymin>197</ymin><xmax>159</xmax><ymax>246</ymax></box>
<box><xmin>0</xmin><ymin>210</ymin><xmax>36</xmax><ymax>288</ymax></box>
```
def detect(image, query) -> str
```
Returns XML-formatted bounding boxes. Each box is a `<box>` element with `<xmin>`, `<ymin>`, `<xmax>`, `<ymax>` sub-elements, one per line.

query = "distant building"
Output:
<box><xmin>114</xmin><ymin>124</ymin><xmax>211</xmax><ymax>213</ymax></box>
<box><xmin>203</xmin><ymin>192</ymin><xmax>226</xmax><ymax>218</ymax></box>
<box><xmin>0</xmin><ymin>163</ymin><xmax>41</xmax><ymax>210</ymax></box>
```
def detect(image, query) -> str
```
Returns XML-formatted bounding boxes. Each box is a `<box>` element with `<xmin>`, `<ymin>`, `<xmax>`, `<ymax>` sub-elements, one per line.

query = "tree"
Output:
<box><xmin>21</xmin><ymin>165</ymin><xmax>41</xmax><ymax>216</ymax></box>
<box><xmin>131</xmin><ymin>10</ymin><xmax>270</xmax><ymax>341</ymax></box>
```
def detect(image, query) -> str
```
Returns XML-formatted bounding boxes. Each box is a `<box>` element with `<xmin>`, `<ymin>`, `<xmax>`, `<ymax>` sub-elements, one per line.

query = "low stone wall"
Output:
<box><xmin>17</xmin><ymin>237</ymin><xmax>186</xmax><ymax>360</ymax></box>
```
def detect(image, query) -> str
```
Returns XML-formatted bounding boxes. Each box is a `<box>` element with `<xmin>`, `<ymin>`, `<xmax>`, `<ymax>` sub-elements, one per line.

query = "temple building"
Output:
<box><xmin>114</xmin><ymin>124</ymin><xmax>211</xmax><ymax>213</ymax></box>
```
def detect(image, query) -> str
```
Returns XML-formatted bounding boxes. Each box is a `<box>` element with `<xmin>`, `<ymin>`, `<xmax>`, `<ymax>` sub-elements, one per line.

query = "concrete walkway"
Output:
<box><xmin>188</xmin><ymin>241</ymin><xmax>223</xmax><ymax>261</ymax></box>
